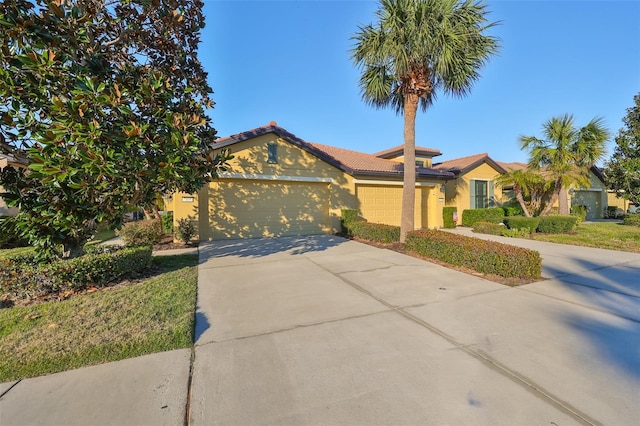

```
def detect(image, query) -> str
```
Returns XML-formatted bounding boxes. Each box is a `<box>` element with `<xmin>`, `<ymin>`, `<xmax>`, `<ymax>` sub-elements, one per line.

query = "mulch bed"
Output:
<box><xmin>152</xmin><ymin>234</ymin><xmax>198</xmax><ymax>251</ymax></box>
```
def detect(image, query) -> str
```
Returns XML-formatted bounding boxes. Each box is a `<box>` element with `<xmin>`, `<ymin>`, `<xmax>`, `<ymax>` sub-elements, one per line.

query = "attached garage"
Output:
<box><xmin>356</xmin><ymin>183</ymin><xmax>434</xmax><ymax>228</ymax></box>
<box><xmin>572</xmin><ymin>190</ymin><xmax>604</xmax><ymax>219</ymax></box>
<box><xmin>209</xmin><ymin>179</ymin><xmax>331</xmax><ymax>240</ymax></box>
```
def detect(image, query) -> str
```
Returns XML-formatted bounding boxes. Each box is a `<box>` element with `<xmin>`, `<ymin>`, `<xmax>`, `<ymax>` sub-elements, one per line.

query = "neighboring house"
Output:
<box><xmin>568</xmin><ymin>166</ymin><xmax>608</xmax><ymax>219</ymax></box>
<box><xmin>433</xmin><ymin>153</ymin><xmax>507</xmax><ymax>223</ymax></box>
<box><xmin>169</xmin><ymin>122</ymin><xmax>454</xmax><ymax>241</ymax></box>
<box><xmin>0</xmin><ymin>153</ymin><xmax>27</xmax><ymax>216</ymax></box>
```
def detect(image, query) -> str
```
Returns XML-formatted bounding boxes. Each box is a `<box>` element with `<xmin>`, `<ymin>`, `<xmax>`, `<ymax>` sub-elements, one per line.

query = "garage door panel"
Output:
<box><xmin>210</xmin><ymin>180</ymin><xmax>330</xmax><ymax>239</ymax></box>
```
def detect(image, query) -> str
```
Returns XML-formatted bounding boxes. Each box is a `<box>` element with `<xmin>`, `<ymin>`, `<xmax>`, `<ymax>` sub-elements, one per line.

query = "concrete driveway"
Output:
<box><xmin>191</xmin><ymin>235</ymin><xmax>640</xmax><ymax>425</ymax></box>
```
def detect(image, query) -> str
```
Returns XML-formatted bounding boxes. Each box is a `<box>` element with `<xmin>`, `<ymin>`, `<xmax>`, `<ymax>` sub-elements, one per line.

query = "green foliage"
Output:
<box><xmin>442</xmin><ymin>207</ymin><xmax>458</xmax><ymax>228</ymax></box>
<box><xmin>604</xmin><ymin>206</ymin><xmax>624</xmax><ymax>219</ymax></box>
<box><xmin>340</xmin><ymin>209</ymin><xmax>359</xmax><ymax>233</ymax></box>
<box><xmin>571</xmin><ymin>205</ymin><xmax>587</xmax><ymax>223</ymax></box>
<box><xmin>503</xmin><ymin>216</ymin><xmax>540</xmax><ymax>234</ymax></box>
<box><xmin>461</xmin><ymin>208</ymin><xmax>505</xmax><ymax>226</ymax></box>
<box><xmin>175</xmin><ymin>218</ymin><xmax>196</xmax><ymax>244</ymax></box>
<box><xmin>623</xmin><ymin>214</ymin><xmax>640</xmax><ymax>227</ymax></box>
<box><xmin>605</xmin><ymin>93</ymin><xmax>640</xmax><ymax>204</ymax></box>
<box><xmin>344</xmin><ymin>221</ymin><xmax>400</xmax><ymax>243</ymax></box>
<box><xmin>503</xmin><ymin>206</ymin><xmax>524</xmax><ymax>217</ymax></box>
<box><xmin>501</xmin><ymin>227</ymin><xmax>531</xmax><ymax>238</ymax></box>
<box><xmin>161</xmin><ymin>213</ymin><xmax>174</xmax><ymax>234</ymax></box>
<box><xmin>0</xmin><ymin>0</ymin><xmax>232</xmax><ymax>259</ymax></box>
<box><xmin>1</xmin><ymin>246</ymin><xmax>152</xmax><ymax>301</ymax></box>
<box><xmin>472</xmin><ymin>221</ymin><xmax>503</xmax><ymax>236</ymax></box>
<box><xmin>537</xmin><ymin>215</ymin><xmax>579</xmax><ymax>234</ymax></box>
<box><xmin>521</xmin><ymin>114</ymin><xmax>610</xmax><ymax>215</ymax></box>
<box><xmin>0</xmin><ymin>215</ymin><xmax>29</xmax><ymax>249</ymax></box>
<box><xmin>405</xmin><ymin>230</ymin><xmax>541</xmax><ymax>280</ymax></box>
<box><xmin>117</xmin><ymin>220</ymin><xmax>163</xmax><ymax>247</ymax></box>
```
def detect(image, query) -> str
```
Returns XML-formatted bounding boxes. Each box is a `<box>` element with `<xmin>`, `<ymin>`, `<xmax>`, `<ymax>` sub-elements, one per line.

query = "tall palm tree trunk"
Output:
<box><xmin>400</xmin><ymin>93</ymin><xmax>418</xmax><ymax>242</ymax></box>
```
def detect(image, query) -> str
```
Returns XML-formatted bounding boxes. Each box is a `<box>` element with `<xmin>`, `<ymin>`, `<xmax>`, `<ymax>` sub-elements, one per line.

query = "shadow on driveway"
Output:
<box><xmin>198</xmin><ymin>234</ymin><xmax>348</xmax><ymax>261</ymax></box>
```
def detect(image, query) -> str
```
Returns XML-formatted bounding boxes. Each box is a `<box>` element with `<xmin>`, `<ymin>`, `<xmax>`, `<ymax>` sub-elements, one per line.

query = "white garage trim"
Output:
<box><xmin>218</xmin><ymin>172</ymin><xmax>333</xmax><ymax>183</ymax></box>
<box><xmin>353</xmin><ymin>179</ymin><xmax>440</xmax><ymax>187</ymax></box>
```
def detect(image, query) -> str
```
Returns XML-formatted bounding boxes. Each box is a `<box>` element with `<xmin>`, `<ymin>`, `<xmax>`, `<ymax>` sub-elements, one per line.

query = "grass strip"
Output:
<box><xmin>0</xmin><ymin>254</ymin><xmax>197</xmax><ymax>381</ymax></box>
<box><xmin>532</xmin><ymin>222</ymin><xmax>640</xmax><ymax>253</ymax></box>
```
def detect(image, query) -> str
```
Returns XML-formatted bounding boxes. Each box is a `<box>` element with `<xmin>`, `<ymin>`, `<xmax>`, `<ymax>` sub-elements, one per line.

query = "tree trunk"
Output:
<box><xmin>400</xmin><ymin>93</ymin><xmax>418</xmax><ymax>243</ymax></box>
<box><xmin>558</xmin><ymin>187</ymin><xmax>570</xmax><ymax>215</ymax></box>
<box><xmin>541</xmin><ymin>179</ymin><xmax>562</xmax><ymax>216</ymax></box>
<box><xmin>514</xmin><ymin>185</ymin><xmax>531</xmax><ymax>217</ymax></box>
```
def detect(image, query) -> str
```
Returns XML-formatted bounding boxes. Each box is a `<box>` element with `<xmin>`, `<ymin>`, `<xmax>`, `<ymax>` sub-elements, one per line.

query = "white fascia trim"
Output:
<box><xmin>218</xmin><ymin>172</ymin><xmax>333</xmax><ymax>183</ymax></box>
<box><xmin>574</xmin><ymin>188</ymin><xmax>604</xmax><ymax>192</ymax></box>
<box><xmin>354</xmin><ymin>179</ymin><xmax>440</xmax><ymax>187</ymax></box>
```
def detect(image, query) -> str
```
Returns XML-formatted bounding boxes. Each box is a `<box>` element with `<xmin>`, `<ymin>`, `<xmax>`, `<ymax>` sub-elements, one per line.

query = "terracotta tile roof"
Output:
<box><xmin>497</xmin><ymin>161</ymin><xmax>528</xmax><ymax>171</ymax></box>
<box><xmin>373</xmin><ymin>144</ymin><xmax>442</xmax><ymax>159</ymax></box>
<box><xmin>213</xmin><ymin>123</ymin><xmax>454</xmax><ymax>180</ymax></box>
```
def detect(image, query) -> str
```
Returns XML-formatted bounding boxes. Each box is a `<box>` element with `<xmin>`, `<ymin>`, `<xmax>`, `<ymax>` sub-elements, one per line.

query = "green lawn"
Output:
<box><xmin>0</xmin><ymin>254</ymin><xmax>197</xmax><ymax>382</ymax></box>
<box><xmin>532</xmin><ymin>222</ymin><xmax>640</xmax><ymax>253</ymax></box>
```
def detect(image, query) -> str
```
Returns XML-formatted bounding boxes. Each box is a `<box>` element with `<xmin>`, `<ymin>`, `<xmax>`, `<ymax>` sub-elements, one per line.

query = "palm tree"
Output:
<box><xmin>521</xmin><ymin>114</ymin><xmax>609</xmax><ymax>216</ymax></box>
<box><xmin>494</xmin><ymin>169</ymin><xmax>547</xmax><ymax>217</ymax></box>
<box><xmin>351</xmin><ymin>0</ymin><xmax>499</xmax><ymax>241</ymax></box>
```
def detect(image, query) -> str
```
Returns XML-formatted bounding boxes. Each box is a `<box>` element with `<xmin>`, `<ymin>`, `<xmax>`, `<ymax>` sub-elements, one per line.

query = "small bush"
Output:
<box><xmin>503</xmin><ymin>216</ymin><xmax>540</xmax><ymax>234</ymax></box>
<box><xmin>473</xmin><ymin>221</ymin><xmax>503</xmax><ymax>236</ymax></box>
<box><xmin>537</xmin><ymin>215</ymin><xmax>579</xmax><ymax>233</ymax></box>
<box><xmin>571</xmin><ymin>205</ymin><xmax>587</xmax><ymax>223</ymax></box>
<box><xmin>117</xmin><ymin>219</ymin><xmax>163</xmax><ymax>247</ymax></box>
<box><xmin>623</xmin><ymin>214</ymin><xmax>640</xmax><ymax>227</ymax></box>
<box><xmin>161</xmin><ymin>212</ymin><xmax>174</xmax><ymax>233</ymax></box>
<box><xmin>443</xmin><ymin>207</ymin><xmax>458</xmax><ymax>228</ymax></box>
<box><xmin>340</xmin><ymin>209</ymin><xmax>359</xmax><ymax>233</ymax></box>
<box><xmin>605</xmin><ymin>206</ymin><xmax>625</xmax><ymax>219</ymax></box>
<box><xmin>461</xmin><ymin>208</ymin><xmax>505</xmax><ymax>227</ymax></box>
<box><xmin>503</xmin><ymin>206</ymin><xmax>524</xmax><ymax>217</ymax></box>
<box><xmin>344</xmin><ymin>221</ymin><xmax>400</xmax><ymax>243</ymax></box>
<box><xmin>501</xmin><ymin>227</ymin><xmax>530</xmax><ymax>238</ymax></box>
<box><xmin>175</xmin><ymin>218</ymin><xmax>196</xmax><ymax>244</ymax></box>
<box><xmin>1</xmin><ymin>246</ymin><xmax>152</xmax><ymax>300</ymax></box>
<box><xmin>405</xmin><ymin>230</ymin><xmax>541</xmax><ymax>280</ymax></box>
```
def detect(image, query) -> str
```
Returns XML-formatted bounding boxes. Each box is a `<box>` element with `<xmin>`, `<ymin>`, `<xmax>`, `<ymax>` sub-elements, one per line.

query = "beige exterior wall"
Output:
<box><xmin>386</xmin><ymin>155</ymin><xmax>433</xmax><ymax>167</ymax></box>
<box><xmin>607</xmin><ymin>192</ymin><xmax>630</xmax><ymax>212</ymax></box>
<box><xmin>444</xmin><ymin>162</ymin><xmax>504</xmax><ymax>224</ymax></box>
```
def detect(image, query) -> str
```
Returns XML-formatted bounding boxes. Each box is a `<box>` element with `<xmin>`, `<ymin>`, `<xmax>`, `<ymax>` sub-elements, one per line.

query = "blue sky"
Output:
<box><xmin>201</xmin><ymin>0</ymin><xmax>640</xmax><ymax>165</ymax></box>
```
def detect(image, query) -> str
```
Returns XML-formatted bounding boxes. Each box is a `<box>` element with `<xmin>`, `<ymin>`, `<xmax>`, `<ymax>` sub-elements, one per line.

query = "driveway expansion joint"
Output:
<box><xmin>0</xmin><ymin>380</ymin><xmax>21</xmax><ymax>400</ymax></box>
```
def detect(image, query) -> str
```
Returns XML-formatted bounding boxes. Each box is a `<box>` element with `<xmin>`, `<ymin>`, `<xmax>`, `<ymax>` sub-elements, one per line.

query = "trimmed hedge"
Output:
<box><xmin>623</xmin><ymin>214</ymin><xmax>640</xmax><ymax>227</ymax></box>
<box><xmin>537</xmin><ymin>215</ymin><xmax>579</xmax><ymax>233</ymax></box>
<box><xmin>461</xmin><ymin>208</ymin><xmax>505</xmax><ymax>227</ymax></box>
<box><xmin>405</xmin><ymin>230</ymin><xmax>541</xmax><ymax>280</ymax></box>
<box><xmin>501</xmin><ymin>227</ymin><xmax>531</xmax><ymax>238</ymax></box>
<box><xmin>442</xmin><ymin>207</ymin><xmax>457</xmax><ymax>228</ymax></box>
<box><xmin>1</xmin><ymin>246</ymin><xmax>153</xmax><ymax>300</ymax></box>
<box><xmin>472</xmin><ymin>221</ymin><xmax>504</xmax><ymax>236</ymax></box>
<box><xmin>504</xmin><ymin>216</ymin><xmax>540</xmax><ymax>234</ymax></box>
<box><xmin>344</xmin><ymin>221</ymin><xmax>400</xmax><ymax>243</ymax></box>
<box><xmin>503</xmin><ymin>206</ymin><xmax>524</xmax><ymax>217</ymax></box>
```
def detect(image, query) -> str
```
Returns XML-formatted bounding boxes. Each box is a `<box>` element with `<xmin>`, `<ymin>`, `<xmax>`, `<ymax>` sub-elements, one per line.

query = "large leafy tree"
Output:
<box><xmin>521</xmin><ymin>114</ymin><xmax>609</xmax><ymax>216</ymax></box>
<box><xmin>351</xmin><ymin>0</ymin><xmax>499</xmax><ymax>241</ymax></box>
<box><xmin>0</xmin><ymin>0</ymin><xmax>230</xmax><ymax>258</ymax></box>
<box><xmin>605</xmin><ymin>93</ymin><xmax>640</xmax><ymax>204</ymax></box>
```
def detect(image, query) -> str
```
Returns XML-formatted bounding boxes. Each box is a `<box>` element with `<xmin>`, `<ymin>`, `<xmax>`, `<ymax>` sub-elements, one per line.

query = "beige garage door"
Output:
<box><xmin>572</xmin><ymin>190</ymin><xmax>601</xmax><ymax>219</ymax></box>
<box><xmin>209</xmin><ymin>179</ymin><xmax>330</xmax><ymax>239</ymax></box>
<box><xmin>357</xmin><ymin>185</ymin><xmax>403</xmax><ymax>226</ymax></box>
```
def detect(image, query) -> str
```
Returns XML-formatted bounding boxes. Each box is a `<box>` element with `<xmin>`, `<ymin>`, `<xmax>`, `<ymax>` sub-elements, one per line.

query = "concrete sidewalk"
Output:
<box><xmin>2</xmin><ymin>234</ymin><xmax>639</xmax><ymax>425</ymax></box>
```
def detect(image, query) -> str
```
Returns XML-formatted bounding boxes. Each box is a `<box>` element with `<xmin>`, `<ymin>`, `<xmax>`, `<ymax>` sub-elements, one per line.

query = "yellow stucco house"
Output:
<box><xmin>170</xmin><ymin>122</ymin><xmax>454</xmax><ymax>241</ymax></box>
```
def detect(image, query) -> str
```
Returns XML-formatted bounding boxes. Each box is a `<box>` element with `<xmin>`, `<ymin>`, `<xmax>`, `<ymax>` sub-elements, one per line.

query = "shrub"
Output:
<box><xmin>501</xmin><ymin>227</ymin><xmax>530</xmax><ymax>238</ymax></box>
<box><xmin>472</xmin><ymin>221</ymin><xmax>503</xmax><ymax>236</ymax></box>
<box><xmin>175</xmin><ymin>218</ymin><xmax>197</xmax><ymax>244</ymax></box>
<box><xmin>405</xmin><ymin>230</ymin><xmax>541</xmax><ymax>280</ymax></box>
<box><xmin>503</xmin><ymin>206</ymin><xmax>524</xmax><ymax>217</ymax></box>
<box><xmin>344</xmin><ymin>221</ymin><xmax>400</xmax><ymax>243</ymax></box>
<box><xmin>161</xmin><ymin>212</ymin><xmax>174</xmax><ymax>234</ymax></box>
<box><xmin>571</xmin><ymin>205</ymin><xmax>587</xmax><ymax>223</ymax></box>
<box><xmin>117</xmin><ymin>219</ymin><xmax>163</xmax><ymax>247</ymax></box>
<box><xmin>503</xmin><ymin>216</ymin><xmax>540</xmax><ymax>234</ymax></box>
<box><xmin>461</xmin><ymin>208</ymin><xmax>505</xmax><ymax>227</ymax></box>
<box><xmin>340</xmin><ymin>209</ymin><xmax>359</xmax><ymax>233</ymax></box>
<box><xmin>442</xmin><ymin>207</ymin><xmax>458</xmax><ymax>228</ymax></box>
<box><xmin>1</xmin><ymin>246</ymin><xmax>152</xmax><ymax>300</ymax></box>
<box><xmin>605</xmin><ymin>206</ymin><xmax>625</xmax><ymax>219</ymax></box>
<box><xmin>537</xmin><ymin>215</ymin><xmax>579</xmax><ymax>233</ymax></box>
<box><xmin>623</xmin><ymin>214</ymin><xmax>640</xmax><ymax>227</ymax></box>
